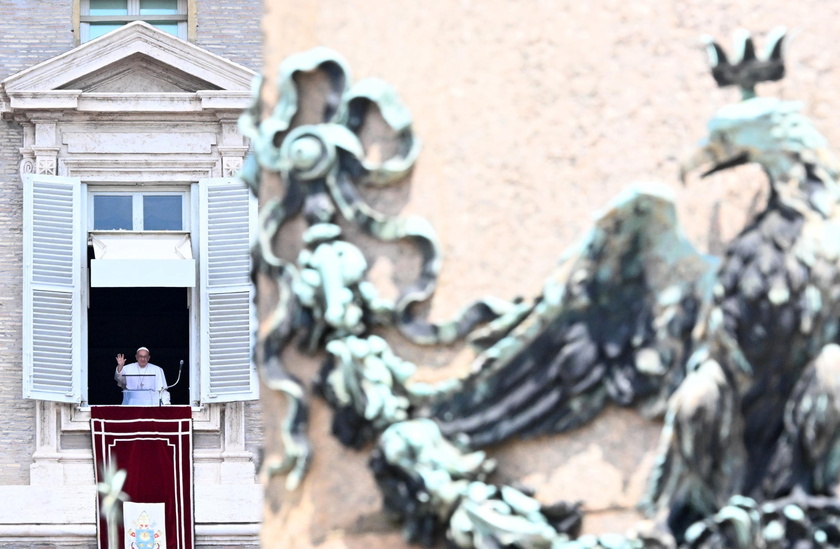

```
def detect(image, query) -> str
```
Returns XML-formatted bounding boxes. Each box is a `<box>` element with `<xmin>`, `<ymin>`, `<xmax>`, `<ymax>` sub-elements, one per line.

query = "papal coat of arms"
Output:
<box><xmin>124</xmin><ymin>504</ymin><xmax>165</xmax><ymax>549</ymax></box>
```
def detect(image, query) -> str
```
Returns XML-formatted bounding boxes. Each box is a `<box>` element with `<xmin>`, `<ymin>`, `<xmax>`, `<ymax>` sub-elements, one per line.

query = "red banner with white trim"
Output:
<box><xmin>91</xmin><ymin>406</ymin><xmax>194</xmax><ymax>549</ymax></box>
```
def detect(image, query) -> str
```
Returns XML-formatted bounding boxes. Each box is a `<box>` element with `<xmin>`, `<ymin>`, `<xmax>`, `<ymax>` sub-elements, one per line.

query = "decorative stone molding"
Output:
<box><xmin>222</xmin><ymin>155</ymin><xmax>243</xmax><ymax>177</ymax></box>
<box><xmin>35</xmin><ymin>156</ymin><xmax>56</xmax><ymax>175</ymax></box>
<box><xmin>19</xmin><ymin>156</ymin><xmax>35</xmax><ymax>179</ymax></box>
<box><xmin>30</xmin><ymin>401</ymin><xmax>62</xmax><ymax>486</ymax></box>
<box><xmin>62</xmin><ymin>157</ymin><xmax>220</xmax><ymax>181</ymax></box>
<box><xmin>63</xmin><ymin>131</ymin><xmax>217</xmax><ymax>154</ymax></box>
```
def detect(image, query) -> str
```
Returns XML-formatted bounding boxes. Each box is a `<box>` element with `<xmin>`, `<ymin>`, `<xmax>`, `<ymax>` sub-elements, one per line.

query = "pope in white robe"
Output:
<box><xmin>115</xmin><ymin>346</ymin><xmax>169</xmax><ymax>405</ymax></box>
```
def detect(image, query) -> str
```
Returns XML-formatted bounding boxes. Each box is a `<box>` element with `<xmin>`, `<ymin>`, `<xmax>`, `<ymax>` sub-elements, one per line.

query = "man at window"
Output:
<box><xmin>115</xmin><ymin>347</ymin><xmax>170</xmax><ymax>405</ymax></box>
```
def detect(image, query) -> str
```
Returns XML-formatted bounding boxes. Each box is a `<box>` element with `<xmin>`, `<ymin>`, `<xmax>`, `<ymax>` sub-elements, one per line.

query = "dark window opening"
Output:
<box><xmin>87</xmin><ymin>285</ymin><xmax>190</xmax><ymax>405</ymax></box>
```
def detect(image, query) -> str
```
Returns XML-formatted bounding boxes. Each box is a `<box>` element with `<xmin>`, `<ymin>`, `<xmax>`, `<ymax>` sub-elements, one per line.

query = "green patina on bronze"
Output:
<box><xmin>242</xmin><ymin>27</ymin><xmax>840</xmax><ymax>548</ymax></box>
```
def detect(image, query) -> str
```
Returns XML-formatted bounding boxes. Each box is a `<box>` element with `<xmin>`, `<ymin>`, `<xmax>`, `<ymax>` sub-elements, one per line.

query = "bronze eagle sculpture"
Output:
<box><xmin>239</xmin><ymin>28</ymin><xmax>840</xmax><ymax>548</ymax></box>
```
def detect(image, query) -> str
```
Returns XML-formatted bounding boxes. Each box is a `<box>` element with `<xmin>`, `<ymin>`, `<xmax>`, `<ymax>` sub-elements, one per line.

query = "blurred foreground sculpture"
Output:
<box><xmin>96</xmin><ymin>461</ymin><xmax>129</xmax><ymax>549</ymax></box>
<box><xmin>242</xmin><ymin>28</ymin><xmax>840</xmax><ymax>548</ymax></box>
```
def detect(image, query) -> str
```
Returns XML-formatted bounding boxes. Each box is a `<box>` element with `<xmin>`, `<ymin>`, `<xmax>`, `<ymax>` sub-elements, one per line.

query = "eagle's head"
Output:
<box><xmin>681</xmin><ymin>97</ymin><xmax>840</xmax><ymax>216</ymax></box>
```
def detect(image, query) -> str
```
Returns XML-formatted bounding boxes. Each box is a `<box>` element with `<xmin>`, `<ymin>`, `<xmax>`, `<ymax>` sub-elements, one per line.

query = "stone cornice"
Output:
<box><xmin>3</xmin><ymin>90</ymin><xmax>252</xmax><ymax>120</ymax></box>
<box><xmin>5</xmin><ymin>90</ymin><xmax>81</xmax><ymax>110</ymax></box>
<box><xmin>197</xmin><ymin>90</ymin><xmax>254</xmax><ymax>110</ymax></box>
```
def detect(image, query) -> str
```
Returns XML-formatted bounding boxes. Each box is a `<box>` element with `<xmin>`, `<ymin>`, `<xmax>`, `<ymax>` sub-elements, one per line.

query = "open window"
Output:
<box><xmin>87</xmin><ymin>286</ymin><xmax>191</xmax><ymax>405</ymax></box>
<box><xmin>86</xmin><ymin>186</ymin><xmax>194</xmax><ymax>405</ymax></box>
<box><xmin>22</xmin><ymin>174</ymin><xmax>257</xmax><ymax>406</ymax></box>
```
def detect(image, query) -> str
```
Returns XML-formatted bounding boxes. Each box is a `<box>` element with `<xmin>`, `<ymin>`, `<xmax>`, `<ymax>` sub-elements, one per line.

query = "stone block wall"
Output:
<box><xmin>0</xmin><ymin>0</ymin><xmax>75</xmax><ymax>486</ymax></box>
<box><xmin>195</xmin><ymin>0</ymin><xmax>263</xmax><ymax>72</ymax></box>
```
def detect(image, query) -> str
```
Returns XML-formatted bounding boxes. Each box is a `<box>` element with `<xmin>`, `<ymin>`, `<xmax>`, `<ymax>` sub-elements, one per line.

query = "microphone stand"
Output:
<box><xmin>159</xmin><ymin>360</ymin><xmax>184</xmax><ymax>405</ymax></box>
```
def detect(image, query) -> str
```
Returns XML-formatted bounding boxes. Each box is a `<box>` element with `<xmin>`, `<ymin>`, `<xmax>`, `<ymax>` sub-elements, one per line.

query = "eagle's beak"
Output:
<box><xmin>679</xmin><ymin>140</ymin><xmax>749</xmax><ymax>184</ymax></box>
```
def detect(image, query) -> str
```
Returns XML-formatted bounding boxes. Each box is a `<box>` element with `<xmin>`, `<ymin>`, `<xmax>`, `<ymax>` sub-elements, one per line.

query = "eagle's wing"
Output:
<box><xmin>429</xmin><ymin>183</ymin><xmax>717</xmax><ymax>449</ymax></box>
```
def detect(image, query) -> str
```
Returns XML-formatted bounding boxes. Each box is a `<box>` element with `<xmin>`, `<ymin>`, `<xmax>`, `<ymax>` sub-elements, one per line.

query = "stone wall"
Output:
<box><xmin>257</xmin><ymin>1</ymin><xmax>840</xmax><ymax>546</ymax></box>
<box><xmin>0</xmin><ymin>0</ymin><xmax>75</xmax><ymax>486</ymax></box>
<box><xmin>195</xmin><ymin>0</ymin><xmax>263</xmax><ymax>72</ymax></box>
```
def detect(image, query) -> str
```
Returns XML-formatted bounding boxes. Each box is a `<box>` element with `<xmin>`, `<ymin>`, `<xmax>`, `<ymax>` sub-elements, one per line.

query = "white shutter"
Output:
<box><xmin>198</xmin><ymin>177</ymin><xmax>258</xmax><ymax>402</ymax></box>
<box><xmin>22</xmin><ymin>174</ymin><xmax>83</xmax><ymax>402</ymax></box>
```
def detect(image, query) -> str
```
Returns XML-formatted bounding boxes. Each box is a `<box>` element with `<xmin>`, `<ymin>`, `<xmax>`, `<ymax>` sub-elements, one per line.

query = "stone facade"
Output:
<box><xmin>0</xmin><ymin>3</ymin><xmax>264</xmax><ymax>548</ymax></box>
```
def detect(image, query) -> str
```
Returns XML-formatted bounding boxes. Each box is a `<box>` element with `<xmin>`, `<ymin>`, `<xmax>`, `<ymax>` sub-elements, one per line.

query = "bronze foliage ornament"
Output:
<box><xmin>238</xmin><ymin>46</ymin><xmax>524</xmax><ymax>490</ymax></box>
<box><xmin>240</xmin><ymin>28</ymin><xmax>840</xmax><ymax>548</ymax></box>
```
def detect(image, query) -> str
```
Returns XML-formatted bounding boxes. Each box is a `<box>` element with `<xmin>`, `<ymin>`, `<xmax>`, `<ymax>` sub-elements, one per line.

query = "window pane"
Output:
<box><xmin>143</xmin><ymin>196</ymin><xmax>182</xmax><ymax>230</ymax></box>
<box><xmin>88</xmin><ymin>23</ymin><xmax>125</xmax><ymax>39</ymax></box>
<box><xmin>94</xmin><ymin>196</ymin><xmax>133</xmax><ymax>230</ymax></box>
<box><xmin>89</xmin><ymin>0</ymin><xmax>128</xmax><ymax>15</ymax></box>
<box><xmin>140</xmin><ymin>0</ymin><xmax>179</xmax><ymax>14</ymax></box>
<box><xmin>148</xmin><ymin>22</ymin><xmax>180</xmax><ymax>36</ymax></box>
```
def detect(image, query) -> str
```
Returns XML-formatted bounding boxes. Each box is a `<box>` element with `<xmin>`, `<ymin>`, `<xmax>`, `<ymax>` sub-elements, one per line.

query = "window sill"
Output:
<box><xmin>66</xmin><ymin>402</ymin><xmax>220</xmax><ymax>432</ymax></box>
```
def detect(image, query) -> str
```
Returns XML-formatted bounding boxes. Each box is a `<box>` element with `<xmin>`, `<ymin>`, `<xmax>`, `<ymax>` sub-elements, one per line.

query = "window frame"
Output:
<box><xmin>23</xmin><ymin>175</ymin><xmax>258</xmax><ymax>406</ymax></box>
<box><xmin>88</xmin><ymin>187</ymin><xmax>191</xmax><ymax>232</ymax></box>
<box><xmin>75</xmin><ymin>0</ymin><xmax>195</xmax><ymax>44</ymax></box>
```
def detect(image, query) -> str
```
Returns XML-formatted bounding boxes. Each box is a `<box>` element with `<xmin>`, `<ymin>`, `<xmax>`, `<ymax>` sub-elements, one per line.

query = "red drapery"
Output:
<box><xmin>91</xmin><ymin>406</ymin><xmax>194</xmax><ymax>549</ymax></box>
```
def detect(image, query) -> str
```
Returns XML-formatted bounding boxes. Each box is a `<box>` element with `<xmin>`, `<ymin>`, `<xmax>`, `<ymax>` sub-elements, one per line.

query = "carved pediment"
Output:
<box><xmin>58</xmin><ymin>53</ymin><xmax>221</xmax><ymax>93</ymax></box>
<box><xmin>1</xmin><ymin>21</ymin><xmax>254</xmax><ymax>117</ymax></box>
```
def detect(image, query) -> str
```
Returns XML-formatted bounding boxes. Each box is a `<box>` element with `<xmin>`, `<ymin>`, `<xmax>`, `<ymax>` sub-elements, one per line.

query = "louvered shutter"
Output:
<box><xmin>22</xmin><ymin>174</ymin><xmax>83</xmax><ymax>402</ymax></box>
<box><xmin>198</xmin><ymin>177</ymin><xmax>258</xmax><ymax>402</ymax></box>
